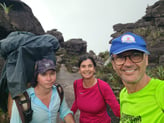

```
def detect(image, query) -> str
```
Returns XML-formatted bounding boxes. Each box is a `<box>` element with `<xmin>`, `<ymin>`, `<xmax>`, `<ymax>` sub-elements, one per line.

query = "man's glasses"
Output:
<box><xmin>112</xmin><ymin>51</ymin><xmax>144</xmax><ymax>66</ymax></box>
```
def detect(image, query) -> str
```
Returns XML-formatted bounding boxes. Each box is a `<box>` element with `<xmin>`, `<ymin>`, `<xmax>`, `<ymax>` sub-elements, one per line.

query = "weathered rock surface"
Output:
<box><xmin>0</xmin><ymin>0</ymin><xmax>45</xmax><ymax>40</ymax></box>
<box><xmin>110</xmin><ymin>0</ymin><xmax>164</xmax><ymax>66</ymax></box>
<box><xmin>64</xmin><ymin>39</ymin><xmax>87</xmax><ymax>55</ymax></box>
<box><xmin>47</xmin><ymin>29</ymin><xmax>65</xmax><ymax>47</ymax></box>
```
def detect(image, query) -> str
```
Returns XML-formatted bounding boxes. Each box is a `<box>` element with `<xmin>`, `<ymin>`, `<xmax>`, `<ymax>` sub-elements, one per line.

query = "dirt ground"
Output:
<box><xmin>56</xmin><ymin>64</ymin><xmax>81</xmax><ymax>123</ymax></box>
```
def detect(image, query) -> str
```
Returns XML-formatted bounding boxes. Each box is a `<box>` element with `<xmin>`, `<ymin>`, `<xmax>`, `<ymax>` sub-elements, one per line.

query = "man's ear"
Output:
<box><xmin>145</xmin><ymin>54</ymin><xmax>149</xmax><ymax>66</ymax></box>
<box><xmin>111</xmin><ymin>61</ymin><xmax>116</xmax><ymax>70</ymax></box>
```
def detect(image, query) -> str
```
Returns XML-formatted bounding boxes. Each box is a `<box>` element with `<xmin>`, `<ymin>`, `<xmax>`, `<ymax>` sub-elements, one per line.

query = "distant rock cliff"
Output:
<box><xmin>64</xmin><ymin>38</ymin><xmax>87</xmax><ymax>55</ymax></box>
<box><xmin>0</xmin><ymin>0</ymin><xmax>87</xmax><ymax>56</ymax></box>
<box><xmin>110</xmin><ymin>0</ymin><xmax>164</xmax><ymax>66</ymax></box>
<box><xmin>0</xmin><ymin>0</ymin><xmax>163</xmax><ymax>66</ymax></box>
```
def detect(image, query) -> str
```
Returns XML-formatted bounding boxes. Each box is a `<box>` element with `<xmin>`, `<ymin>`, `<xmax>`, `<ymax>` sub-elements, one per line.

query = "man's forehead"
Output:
<box><xmin>116</xmin><ymin>50</ymin><xmax>143</xmax><ymax>56</ymax></box>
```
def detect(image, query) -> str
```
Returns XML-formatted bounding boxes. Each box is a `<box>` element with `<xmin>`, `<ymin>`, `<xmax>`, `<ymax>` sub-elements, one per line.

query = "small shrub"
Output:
<box><xmin>63</xmin><ymin>54</ymin><xmax>79</xmax><ymax>72</ymax></box>
<box><xmin>96</xmin><ymin>63</ymin><xmax>122</xmax><ymax>87</ymax></box>
<box><xmin>98</xmin><ymin>51</ymin><xmax>109</xmax><ymax>61</ymax></box>
<box><xmin>147</xmin><ymin>65</ymin><xmax>164</xmax><ymax>80</ymax></box>
<box><xmin>0</xmin><ymin>3</ymin><xmax>13</xmax><ymax>15</ymax></box>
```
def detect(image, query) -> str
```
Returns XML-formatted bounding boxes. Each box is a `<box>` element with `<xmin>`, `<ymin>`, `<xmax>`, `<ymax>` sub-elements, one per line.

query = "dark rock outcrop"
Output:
<box><xmin>64</xmin><ymin>38</ymin><xmax>87</xmax><ymax>55</ymax></box>
<box><xmin>0</xmin><ymin>0</ymin><xmax>87</xmax><ymax>56</ymax></box>
<box><xmin>110</xmin><ymin>0</ymin><xmax>164</xmax><ymax>66</ymax></box>
<box><xmin>0</xmin><ymin>0</ymin><xmax>45</xmax><ymax>40</ymax></box>
<box><xmin>46</xmin><ymin>29</ymin><xmax>65</xmax><ymax>47</ymax></box>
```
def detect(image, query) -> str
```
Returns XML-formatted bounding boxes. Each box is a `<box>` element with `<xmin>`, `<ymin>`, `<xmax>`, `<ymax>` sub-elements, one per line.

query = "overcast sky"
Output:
<box><xmin>22</xmin><ymin>0</ymin><xmax>158</xmax><ymax>54</ymax></box>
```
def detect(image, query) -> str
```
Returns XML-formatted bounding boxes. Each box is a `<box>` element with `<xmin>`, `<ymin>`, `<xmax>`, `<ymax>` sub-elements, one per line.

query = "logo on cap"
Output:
<box><xmin>121</xmin><ymin>34</ymin><xmax>135</xmax><ymax>43</ymax></box>
<box><xmin>45</xmin><ymin>63</ymin><xmax>50</xmax><ymax>67</ymax></box>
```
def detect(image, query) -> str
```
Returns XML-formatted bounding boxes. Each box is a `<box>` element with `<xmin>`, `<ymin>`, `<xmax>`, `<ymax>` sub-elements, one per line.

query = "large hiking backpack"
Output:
<box><xmin>14</xmin><ymin>83</ymin><xmax>64</xmax><ymax>123</ymax></box>
<box><xmin>0</xmin><ymin>31</ymin><xmax>60</xmax><ymax>112</ymax></box>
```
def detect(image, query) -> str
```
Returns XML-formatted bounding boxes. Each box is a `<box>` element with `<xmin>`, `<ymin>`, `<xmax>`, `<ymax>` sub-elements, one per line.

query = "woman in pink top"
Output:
<box><xmin>71</xmin><ymin>55</ymin><xmax>120</xmax><ymax>123</ymax></box>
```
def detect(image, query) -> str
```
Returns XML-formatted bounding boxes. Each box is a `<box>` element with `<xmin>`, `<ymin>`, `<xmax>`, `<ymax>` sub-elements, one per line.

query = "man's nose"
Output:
<box><xmin>124</xmin><ymin>56</ymin><xmax>133</xmax><ymax>65</ymax></box>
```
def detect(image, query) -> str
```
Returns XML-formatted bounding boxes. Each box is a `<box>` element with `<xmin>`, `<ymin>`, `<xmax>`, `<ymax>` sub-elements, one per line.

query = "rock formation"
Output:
<box><xmin>0</xmin><ymin>0</ymin><xmax>163</xmax><ymax>67</ymax></box>
<box><xmin>0</xmin><ymin>0</ymin><xmax>87</xmax><ymax>56</ymax></box>
<box><xmin>64</xmin><ymin>38</ymin><xmax>87</xmax><ymax>55</ymax></box>
<box><xmin>0</xmin><ymin>0</ymin><xmax>45</xmax><ymax>40</ymax></box>
<box><xmin>110</xmin><ymin>0</ymin><xmax>164</xmax><ymax>66</ymax></box>
<box><xmin>46</xmin><ymin>29</ymin><xmax>65</xmax><ymax>47</ymax></box>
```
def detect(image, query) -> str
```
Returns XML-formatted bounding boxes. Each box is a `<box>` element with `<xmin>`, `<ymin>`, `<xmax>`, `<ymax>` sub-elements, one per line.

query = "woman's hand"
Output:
<box><xmin>64</xmin><ymin>113</ymin><xmax>75</xmax><ymax>123</ymax></box>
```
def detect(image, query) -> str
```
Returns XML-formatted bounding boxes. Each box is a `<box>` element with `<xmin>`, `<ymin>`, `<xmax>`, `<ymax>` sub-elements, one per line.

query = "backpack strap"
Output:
<box><xmin>97</xmin><ymin>80</ymin><xmax>120</xmax><ymax>121</ymax></box>
<box><xmin>14</xmin><ymin>91</ymin><xmax>33</xmax><ymax>123</ymax></box>
<box><xmin>75</xmin><ymin>80</ymin><xmax>77</xmax><ymax>100</ymax></box>
<box><xmin>97</xmin><ymin>80</ymin><xmax>105</xmax><ymax>103</ymax></box>
<box><xmin>54</xmin><ymin>83</ymin><xmax>64</xmax><ymax>112</ymax></box>
<box><xmin>75</xmin><ymin>80</ymin><xmax>78</xmax><ymax>105</ymax></box>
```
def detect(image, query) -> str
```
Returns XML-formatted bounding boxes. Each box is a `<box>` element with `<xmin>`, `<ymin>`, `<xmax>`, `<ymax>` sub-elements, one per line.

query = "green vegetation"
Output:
<box><xmin>147</xmin><ymin>65</ymin><xmax>164</xmax><ymax>80</ymax></box>
<box><xmin>0</xmin><ymin>2</ymin><xmax>13</xmax><ymax>15</ymax></box>
<box><xmin>63</xmin><ymin>54</ymin><xmax>79</xmax><ymax>72</ymax></box>
<box><xmin>96</xmin><ymin>62</ymin><xmax>164</xmax><ymax>87</ymax></box>
<box><xmin>98</xmin><ymin>51</ymin><xmax>109</xmax><ymax>61</ymax></box>
<box><xmin>96</xmin><ymin>63</ymin><xmax>122</xmax><ymax>86</ymax></box>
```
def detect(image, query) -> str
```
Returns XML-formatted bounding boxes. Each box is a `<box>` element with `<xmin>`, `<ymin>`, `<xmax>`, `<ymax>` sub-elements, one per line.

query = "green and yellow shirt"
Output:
<box><xmin>120</xmin><ymin>78</ymin><xmax>164</xmax><ymax>123</ymax></box>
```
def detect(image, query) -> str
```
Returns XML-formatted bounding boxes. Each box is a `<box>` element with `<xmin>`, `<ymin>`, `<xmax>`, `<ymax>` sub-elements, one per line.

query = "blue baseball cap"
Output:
<box><xmin>109</xmin><ymin>32</ymin><xmax>150</xmax><ymax>55</ymax></box>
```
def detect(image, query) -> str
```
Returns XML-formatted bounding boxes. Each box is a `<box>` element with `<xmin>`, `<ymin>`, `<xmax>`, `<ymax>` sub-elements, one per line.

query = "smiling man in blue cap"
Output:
<box><xmin>110</xmin><ymin>32</ymin><xmax>164</xmax><ymax>123</ymax></box>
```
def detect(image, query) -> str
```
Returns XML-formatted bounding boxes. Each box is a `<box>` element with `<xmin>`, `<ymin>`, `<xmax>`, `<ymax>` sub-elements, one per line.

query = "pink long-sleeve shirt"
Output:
<box><xmin>71</xmin><ymin>79</ymin><xmax>120</xmax><ymax>123</ymax></box>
